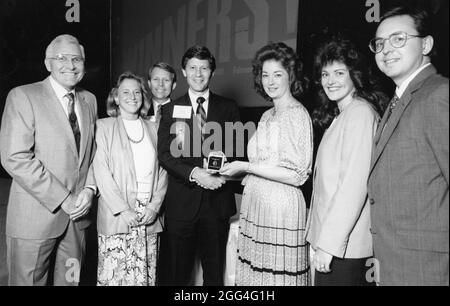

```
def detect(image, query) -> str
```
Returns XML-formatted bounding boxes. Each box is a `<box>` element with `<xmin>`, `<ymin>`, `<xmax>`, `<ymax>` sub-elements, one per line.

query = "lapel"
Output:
<box><xmin>41</xmin><ymin>78</ymin><xmax>78</xmax><ymax>158</ymax></box>
<box><xmin>142</xmin><ymin>119</ymin><xmax>157</xmax><ymax>149</ymax></box>
<box><xmin>369</xmin><ymin>65</ymin><xmax>437</xmax><ymax>174</ymax></box>
<box><xmin>116</xmin><ymin>117</ymin><xmax>138</xmax><ymax>185</ymax></box>
<box><xmin>206</xmin><ymin>93</ymin><xmax>220</xmax><ymax>124</ymax></box>
<box><xmin>76</xmin><ymin>90</ymin><xmax>91</xmax><ymax>167</ymax></box>
<box><xmin>180</xmin><ymin>93</ymin><xmax>195</xmax><ymax>130</ymax></box>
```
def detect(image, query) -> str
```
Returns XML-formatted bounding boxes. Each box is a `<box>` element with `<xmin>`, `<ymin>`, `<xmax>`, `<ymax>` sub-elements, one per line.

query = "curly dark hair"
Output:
<box><xmin>106</xmin><ymin>71</ymin><xmax>150</xmax><ymax>118</ymax></box>
<box><xmin>312</xmin><ymin>34</ymin><xmax>387</xmax><ymax>131</ymax></box>
<box><xmin>252</xmin><ymin>42</ymin><xmax>308</xmax><ymax>101</ymax></box>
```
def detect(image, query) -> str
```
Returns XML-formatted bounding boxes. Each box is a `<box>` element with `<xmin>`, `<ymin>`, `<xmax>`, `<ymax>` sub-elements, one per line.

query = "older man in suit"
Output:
<box><xmin>158</xmin><ymin>45</ymin><xmax>240</xmax><ymax>285</ymax></box>
<box><xmin>368</xmin><ymin>7</ymin><xmax>449</xmax><ymax>285</ymax></box>
<box><xmin>0</xmin><ymin>34</ymin><xmax>97</xmax><ymax>286</ymax></box>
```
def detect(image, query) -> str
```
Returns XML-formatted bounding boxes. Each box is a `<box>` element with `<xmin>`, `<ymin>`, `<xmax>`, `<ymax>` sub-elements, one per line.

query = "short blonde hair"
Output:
<box><xmin>106</xmin><ymin>71</ymin><xmax>150</xmax><ymax>118</ymax></box>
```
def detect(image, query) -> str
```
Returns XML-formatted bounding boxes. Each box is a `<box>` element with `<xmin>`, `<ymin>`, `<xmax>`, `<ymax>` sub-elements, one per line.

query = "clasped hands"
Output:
<box><xmin>61</xmin><ymin>187</ymin><xmax>95</xmax><ymax>221</ymax></box>
<box><xmin>120</xmin><ymin>207</ymin><xmax>158</xmax><ymax>227</ymax></box>
<box><xmin>191</xmin><ymin>152</ymin><xmax>226</xmax><ymax>190</ymax></box>
<box><xmin>192</xmin><ymin>152</ymin><xmax>249</xmax><ymax>190</ymax></box>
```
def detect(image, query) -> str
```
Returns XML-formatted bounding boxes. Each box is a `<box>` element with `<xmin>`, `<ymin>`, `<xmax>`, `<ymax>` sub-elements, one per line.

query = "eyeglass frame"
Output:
<box><xmin>46</xmin><ymin>54</ymin><xmax>85</xmax><ymax>65</ymax></box>
<box><xmin>368</xmin><ymin>31</ymin><xmax>424</xmax><ymax>54</ymax></box>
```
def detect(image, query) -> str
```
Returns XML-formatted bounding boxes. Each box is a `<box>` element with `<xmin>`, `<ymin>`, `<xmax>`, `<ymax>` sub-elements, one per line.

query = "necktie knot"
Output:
<box><xmin>66</xmin><ymin>92</ymin><xmax>74</xmax><ymax>103</ymax></box>
<box><xmin>197</xmin><ymin>97</ymin><xmax>206</xmax><ymax>105</ymax></box>
<box><xmin>155</xmin><ymin>103</ymin><xmax>162</xmax><ymax>121</ymax></box>
<box><xmin>389</xmin><ymin>94</ymin><xmax>400</xmax><ymax>111</ymax></box>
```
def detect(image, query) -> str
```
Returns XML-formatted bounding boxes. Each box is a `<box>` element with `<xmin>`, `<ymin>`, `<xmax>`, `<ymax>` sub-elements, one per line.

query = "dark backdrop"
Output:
<box><xmin>0</xmin><ymin>0</ymin><xmax>111</xmax><ymax>178</ymax></box>
<box><xmin>297</xmin><ymin>0</ymin><xmax>449</xmax><ymax>205</ymax></box>
<box><xmin>298</xmin><ymin>0</ymin><xmax>449</xmax><ymax>112</ymax></box>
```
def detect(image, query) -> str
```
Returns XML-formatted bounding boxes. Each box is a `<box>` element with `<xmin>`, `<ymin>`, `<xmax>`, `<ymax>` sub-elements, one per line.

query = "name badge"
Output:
<box><xmin>173</xmin><ymin>105</ymin><xmax>192</xmax><ymax>119</ymax></box>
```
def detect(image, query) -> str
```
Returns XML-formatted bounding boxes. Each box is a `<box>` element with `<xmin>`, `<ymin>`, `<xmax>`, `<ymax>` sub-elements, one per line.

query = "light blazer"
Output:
<box><xmin>306</xmin><ymin>99</ymin><xmax>379</xmax><ymax>258</ymax></box>
<box><xmin>368</xmin><ymin>65</ymin><xmax>449</xmax><ymax>285</ymax></box>
<box><xmin>93</xmin><ymin>117</ymin><xmax>168</xmax><ymax>236</ymax></box>
<box><xmin>0</xmin><ymin>77</ymin><xmax>97</xmax><ymax>239</ymax></box>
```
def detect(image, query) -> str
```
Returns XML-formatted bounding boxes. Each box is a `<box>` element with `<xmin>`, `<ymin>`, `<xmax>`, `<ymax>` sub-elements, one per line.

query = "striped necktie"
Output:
<box><xmin>66</xmin><ymin>92</ymin><xmax>80</xmax><ymax>153</ymax></box>
<box><xmin>196</xmin><ymin>97</ymin><xmax>206</xmax><ymax>135</ymax></box>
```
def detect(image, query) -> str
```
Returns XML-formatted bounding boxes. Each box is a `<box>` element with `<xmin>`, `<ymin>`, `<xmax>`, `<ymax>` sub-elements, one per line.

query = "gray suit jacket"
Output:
<box><xmin>368</xmin><ymin>65</ymin><xmax>449</xmax><ymax>285</ymax></box>
<box><xmin>0</xmin><ymin>77</ymin><xmax>97</xmax><ymax>239</ymax></box>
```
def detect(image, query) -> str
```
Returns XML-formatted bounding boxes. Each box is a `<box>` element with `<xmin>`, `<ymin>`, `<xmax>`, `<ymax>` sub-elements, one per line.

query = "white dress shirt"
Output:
<box><xmin>150</xmin><ymin>98</ymin><xmax>171</xmax><ymax>122</ymax></box>
<box><xmin>188</xmin><ymin>88</ymin><xmax>210</xmax><ymax>116</ymax></box>
<box><xmin>49</xmin><ymin>76</ymin><xmax>81</xmax><ymax>127</ymax></box>
<box><xmin>396</xmin><ymin>63</ymin><xmax>431</xmax><ymax>98</ymax></box>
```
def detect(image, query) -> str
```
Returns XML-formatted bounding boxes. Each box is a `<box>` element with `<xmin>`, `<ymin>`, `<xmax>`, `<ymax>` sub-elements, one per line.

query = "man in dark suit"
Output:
<box><xmin>368</xmin><ymin>7</ymin><xmax>449</xmax><ymax>285</ymax></box>
<box><xmin>0</xmin><ymin>34</ymin><xmax>97</xmax><ymax>285</ymax></box>
<box><xmin>158</xmin><ymin>45</ymin><xmax>240</xmax><ymax>285</ymax></box>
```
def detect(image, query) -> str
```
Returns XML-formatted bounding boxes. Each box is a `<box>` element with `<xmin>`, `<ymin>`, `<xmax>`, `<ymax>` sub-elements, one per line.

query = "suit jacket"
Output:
<box><xmin>157</xmin><ymin>92</ymin><xmax>240</xmax><ymax>221</ymax></box>
<box><xmin>0</xmin><ymin>77</ymin><xmax>97</xmax><ymax>240</ymax></box>
<box><xmin>368</xmin><ymin>65</ymin><xmax>449</xmax><ymax>285</ymax></box>
<box><xmin>306</xmin><ymin>99</ymin><xmax>379</xmax><ymax>259</ymax></box>
<box><xmin>93</xmin><ymin>117</ymin><xmax>168</xmax><ymax>235</ymax></box>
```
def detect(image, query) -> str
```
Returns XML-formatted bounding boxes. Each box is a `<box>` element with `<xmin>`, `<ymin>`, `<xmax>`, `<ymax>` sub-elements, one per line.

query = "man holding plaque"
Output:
<box><xmin>158</xmin><ymin>45</ymin><xmax>241</xmax><ymax>285</ymax></box>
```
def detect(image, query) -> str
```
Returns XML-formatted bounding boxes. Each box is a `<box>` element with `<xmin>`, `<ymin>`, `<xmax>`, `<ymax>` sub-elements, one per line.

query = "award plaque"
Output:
<box><xmin>207</xmin><ymin>152</ymin><xmax>225</xmax><ymax>172</ymax></box>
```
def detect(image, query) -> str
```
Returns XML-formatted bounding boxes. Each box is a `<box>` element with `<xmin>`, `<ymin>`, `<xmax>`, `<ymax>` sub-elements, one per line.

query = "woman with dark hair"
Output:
<box><xmin>305</xmin><ymin>35</ymin><xmax>386</xmax><ymax>286</ymax></box>
<box><xmin>220</xmin><ymin>42</ymin><xmax>313</xmax><ymax>286</ymax></box>
<box><xmin>93</xmin><ymin>71</ymin><xmax>168</xmax><ymax>285</ymax></box>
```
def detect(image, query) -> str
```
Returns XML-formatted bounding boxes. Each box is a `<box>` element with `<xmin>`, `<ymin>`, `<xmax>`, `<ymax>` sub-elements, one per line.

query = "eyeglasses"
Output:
<box><xmin>47</xmin><ymin>54</ymin><xmax>85</xmax><ymax>65</ymax></box>
<box><xmin>369</xmin><ymin>31</ymin><xmax>423</xmax><ymax>54</ymax></box>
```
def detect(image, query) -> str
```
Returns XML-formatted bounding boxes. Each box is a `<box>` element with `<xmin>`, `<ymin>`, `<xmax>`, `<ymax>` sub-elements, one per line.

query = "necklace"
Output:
<box><xmin>125</xmin><ymin>119</ymin><xmax>145</xmax><ymax>144</ymax></box>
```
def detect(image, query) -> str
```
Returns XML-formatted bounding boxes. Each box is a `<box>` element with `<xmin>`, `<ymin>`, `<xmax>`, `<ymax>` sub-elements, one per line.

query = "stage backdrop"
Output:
<box><xmin>111</xmin><ymin>0</ymin><xmax>299</xmax><ymax>107</ymax></box>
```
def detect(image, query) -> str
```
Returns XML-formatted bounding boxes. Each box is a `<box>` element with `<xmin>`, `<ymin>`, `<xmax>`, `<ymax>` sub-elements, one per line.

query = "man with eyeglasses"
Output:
<box><xmin>367</xmin><ymin>7</ymin><xmax>449</xmax><ymax>286</ymax></box>
<box><xmin>0</xmin><ymin>34</ymin><xmax>98</xmax><ymax>285</ymax></box>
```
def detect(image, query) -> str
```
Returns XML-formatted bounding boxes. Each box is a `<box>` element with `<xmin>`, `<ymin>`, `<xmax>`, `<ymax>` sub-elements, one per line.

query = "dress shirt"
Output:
<box><xmin>396</xmin><ymin>63</ymin><xmax>431</xmax><ymax>98</ymax></box>
<box><xmin>187</xmin><ymin>89</ymin><xmax>210</xmax><ymax>182</ymax></box>
<box><xmin>49</xmin><ymin>76</ymin><xmax>82</xmax><ymax>135</ymax></box>
<box><xmin>150</xmin><ymin>98</ymin><xmax>171</xmax><ymax>122</ymax></box>
<box><xmin>188</xmin><ymin>88</ymin><xmax>210</xmax><ymax>116</ymax></box>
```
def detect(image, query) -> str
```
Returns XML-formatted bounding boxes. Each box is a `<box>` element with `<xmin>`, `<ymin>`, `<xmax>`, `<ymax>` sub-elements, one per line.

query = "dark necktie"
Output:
<box><xmin>196</xmin><ymin>97</ymin><xmax>206</xmax><ymax>135</ymax></box>
<box><xmin>155</xmin><ymin>103</ymin><xmax>162</xmax><ymax>123</ymax></box>
<box><xmin>381</xmin><ymin>94</ymin><xmax>399</xmax><ymax>133</ymax></box>
<box><xmin>66</xmin><ymin>92</ymin><xmax>80</xmax><ymax>154</ymax></box>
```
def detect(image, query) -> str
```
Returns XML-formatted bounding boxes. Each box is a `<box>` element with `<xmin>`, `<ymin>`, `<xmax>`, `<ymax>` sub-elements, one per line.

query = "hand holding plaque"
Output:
<box><xmin>206</xmin><ymin>151</ymin><xmax>226</xmax><ymax>173</ymax></box>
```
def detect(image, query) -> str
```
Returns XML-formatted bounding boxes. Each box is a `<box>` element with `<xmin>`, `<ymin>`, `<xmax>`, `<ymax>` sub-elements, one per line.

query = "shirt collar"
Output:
<box><xmin>396</xmin><ymin>63</ymin><xmax>431</xmax><ymax>98</ymax></box>
<box><xmin>49</xmin><ymin>76</ymin><xmax>75</xmax><ymax>102</ymax></box>
<box><xmin>153</xmin><ymin>98</ymin><xmax>171</xmax><ymax>107</ymax></box>
<box><xmin>188</xmin><ymin>88</ymin><xmax>210</xmax><ymax>106</ymax></box>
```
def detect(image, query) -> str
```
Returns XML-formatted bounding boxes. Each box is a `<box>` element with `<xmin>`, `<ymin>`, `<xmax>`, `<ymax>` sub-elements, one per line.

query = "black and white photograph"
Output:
<box><xmin>0</xmin><ymin>0</ymin><xmax>448</xmax><ymax>293</ymax></box>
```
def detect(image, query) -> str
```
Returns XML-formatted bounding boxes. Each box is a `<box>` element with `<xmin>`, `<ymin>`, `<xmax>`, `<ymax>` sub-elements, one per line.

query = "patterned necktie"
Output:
<box><xmin>196</xmin><ymin>97</ymin><xmax>206</xmax><ymax>135</ymax></box>
<box><xmin>377</xmin><ymin>94</ymin><xmax>400</xmax><ymax>142</ymax></box>
<box><xmin>155</xmin><ymin>103</ymin><xmax>162</xmax><ymax>123</ymax></box>
<box><xmin>387</xmin><ymin>94</ymin><xmax>400</xmax><ymax>121</ymax></box>
<box><xmin>66</xmin><ymin>92</ymin><xmax>80</xmax><ymax>153</ymax></box>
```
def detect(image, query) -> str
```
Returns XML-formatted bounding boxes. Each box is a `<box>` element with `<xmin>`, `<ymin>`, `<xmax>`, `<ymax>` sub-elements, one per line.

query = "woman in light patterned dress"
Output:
<box><xmin>93</xmin><ymin>72</ymin><xmax>168</xmax><ymax>286</ymax></box>
<box><xmin>220</xmin><ymin>42</ymin><xmax>313</xmax><ymax>286</ymax></box>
